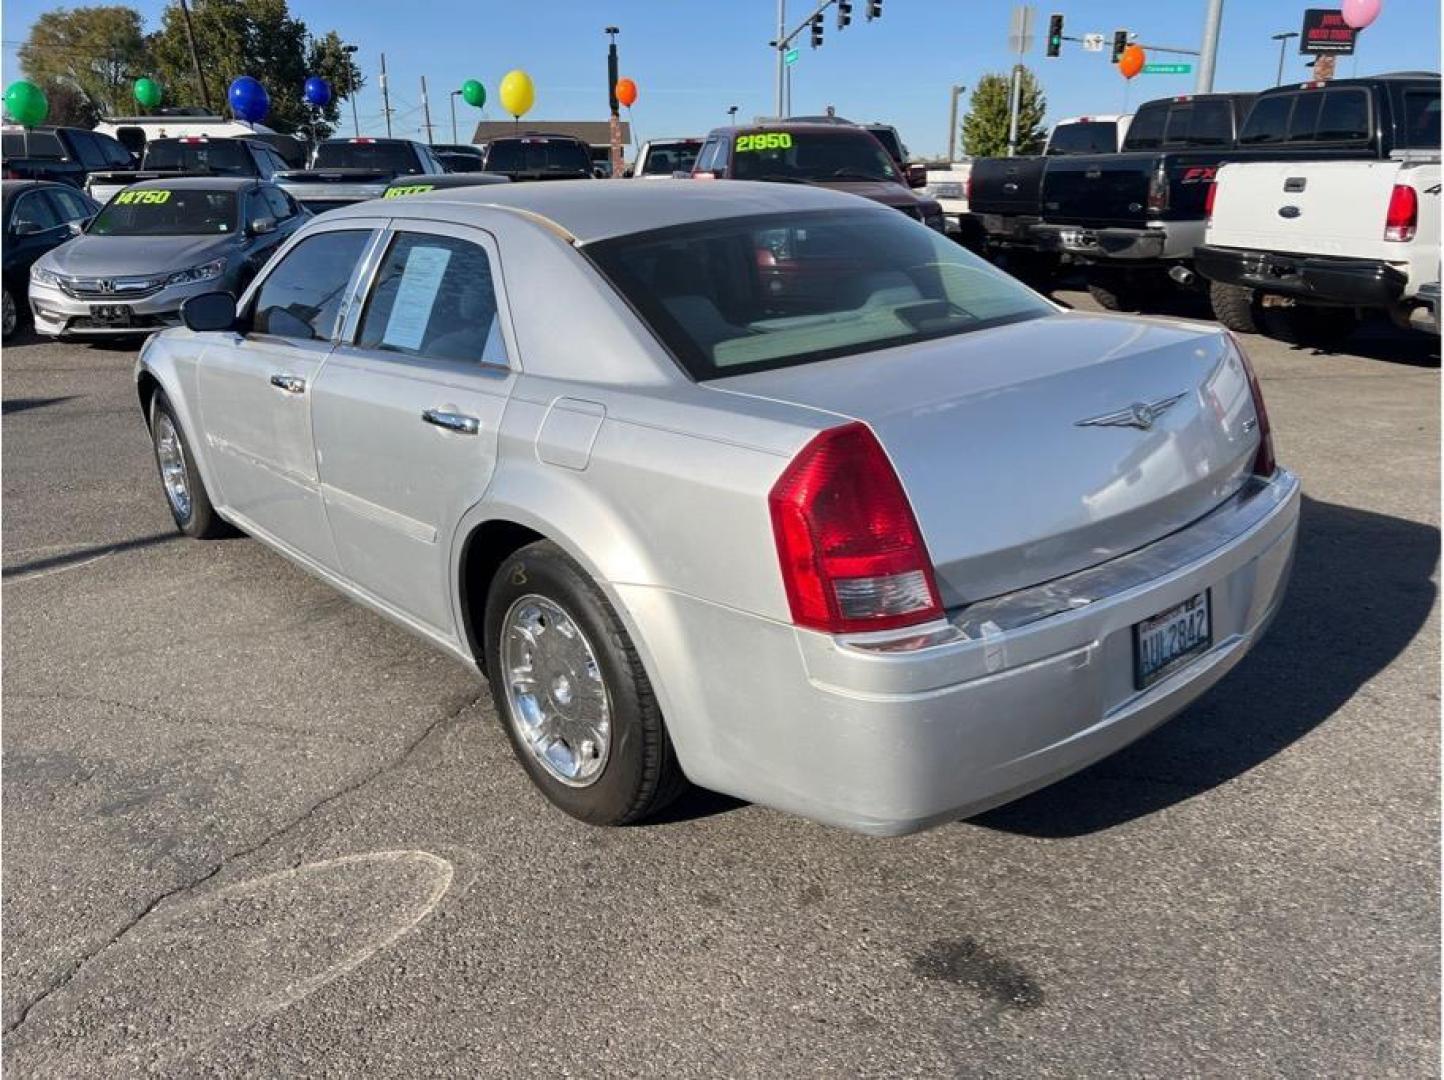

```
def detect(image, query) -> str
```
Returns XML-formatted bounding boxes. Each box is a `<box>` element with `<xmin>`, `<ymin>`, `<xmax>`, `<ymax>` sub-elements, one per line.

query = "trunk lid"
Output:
<box><xmin>1207</xmin><ymin>158</ymin><xmax>1410</xmax><ymax>259</ymax></box>
<box><xmin>714</xmin><ymin>312</ymin><xmax>1261</xmax><ymax>606</ymax></box>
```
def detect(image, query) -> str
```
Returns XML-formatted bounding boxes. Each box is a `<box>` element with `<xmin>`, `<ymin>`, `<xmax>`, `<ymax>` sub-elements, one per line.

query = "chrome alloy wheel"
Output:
<box><xmin>500</xmin><ymin>594</ymin><xmax>612</xmax><ymax>787</ymax></box>
<box><xmin>2</xmin><ymin>289</ymin><xmax>15</xmax><ymax>338</ymax></box>
<box><xmin>154</xmin><ymin>413</ymin><xmax>192</xmax><ymax>522</ymax></box>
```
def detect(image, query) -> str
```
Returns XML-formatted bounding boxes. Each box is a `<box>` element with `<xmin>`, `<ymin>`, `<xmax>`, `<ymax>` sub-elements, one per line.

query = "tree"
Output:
<box><xmin>147</xmin><ymin>0</ymin><xmax>361</xmax><ymax>136</ymax></box>
<box><xmin>17</xmin><ymin>5</ymin><xmax>149</xmax><ymax>117</ymax></box>
<box><xmin>961</xmin><ymin>68</ymin><xmax>1048</xmax><ymax>158</ymax></box>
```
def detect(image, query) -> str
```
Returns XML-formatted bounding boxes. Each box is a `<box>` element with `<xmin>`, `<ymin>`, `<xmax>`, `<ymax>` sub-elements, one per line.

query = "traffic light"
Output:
<box><xmin>1046</xmin><ymin>13</ymin><xmax>1064</xmax><ymax>57</ymax></box>
<box><xmin>811</xmin><ymin>13</ymin><xmax>824</xmax><ymax>47</ymax></box>
<box><xmin>866</xmin><ymin>0</ymin><xmax>882</xmax><ymax>21</ymax></box>
<box><xmin>837</xmin><ymin>0</ymin><xmax>852</xmax><ymax>30</ymax></box>
<box><xmin>1111</xmin><ymin>30</ymin><xmax>1129</xmax><ymax>63</ymax></box>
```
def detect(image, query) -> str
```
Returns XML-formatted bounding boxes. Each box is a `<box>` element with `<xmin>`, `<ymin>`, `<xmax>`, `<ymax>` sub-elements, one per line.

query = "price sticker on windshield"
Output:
<box><xmin>114</xmin><ymin>190</ymin><xmax>172</xmax><ymax>205</ymax></box>
<box><xmin>736</xmin><ymin>133</ymin><xmax>793</xmax><ymax>153</ymax></box>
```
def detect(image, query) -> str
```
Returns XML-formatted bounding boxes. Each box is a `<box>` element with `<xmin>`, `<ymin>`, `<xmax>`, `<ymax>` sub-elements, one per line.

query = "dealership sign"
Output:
<box><xmin>1300</xmin><ymin>9</ymin><xmax>1358</xmax><ymax>54</ymax></box>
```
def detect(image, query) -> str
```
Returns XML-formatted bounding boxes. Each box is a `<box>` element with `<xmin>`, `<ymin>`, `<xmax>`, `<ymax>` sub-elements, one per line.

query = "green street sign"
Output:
<box><xmin>784</xmin><ymin>48</ymin><xmax>800</xmax><ymax>66</ymax></box>
<box><xmin>1143</xmin><ymin>62</ymin><xmax>1192</xmax><ymax>74</ymax></box>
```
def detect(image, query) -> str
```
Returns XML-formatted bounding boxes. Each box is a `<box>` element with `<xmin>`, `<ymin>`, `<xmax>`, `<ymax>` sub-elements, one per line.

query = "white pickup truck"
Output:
<box><xmin>1198</xmin><ymin>152</ymin><xmax>1441</xmax><ymax>340</ymax></box>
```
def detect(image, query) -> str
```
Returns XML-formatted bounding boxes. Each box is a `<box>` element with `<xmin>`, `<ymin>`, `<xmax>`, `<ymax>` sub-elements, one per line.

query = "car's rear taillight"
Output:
<box><xmin>769</xmin><ymin>422</ymin><xmax>942</xmax><ymax>635</ymax></box>
<box><xmin>692</xmin><ymin>170</ymin><xmax>716</xmax><ymax>180</ymax></box>
<box><xmin>1204</xmin><ymin>179</ymin><xmax>1218</xmax><ymax>225</ymax></box>
<box><xmin>1231</xmin><ymin>334</ymin><xmax>1275</xmax><ymax>477</ymax></box>
<box><xmin>1146</xmin><ymin>159</ymin><xmax>1169</xmax><ymax>214</ymax></box>
<box><xmin>1384</xmin><ymin>184</ymin><xmax>1417</xmax><ymax>242</ymax></box>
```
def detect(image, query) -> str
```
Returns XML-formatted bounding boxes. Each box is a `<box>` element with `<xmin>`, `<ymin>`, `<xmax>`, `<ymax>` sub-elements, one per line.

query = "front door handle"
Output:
<box><xmin>269</xmin><ymin>373</ymin><xmax>306</xmax><ymax>394</ymax></box>
<box><xmin>422</xmin><ymin>408</ymin><xmax>480</xmax><ymax>435</ymax></box>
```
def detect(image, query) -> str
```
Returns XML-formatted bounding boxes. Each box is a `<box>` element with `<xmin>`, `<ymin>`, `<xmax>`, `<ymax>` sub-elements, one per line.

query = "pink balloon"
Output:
<box><xmin>1341</xmin><ymin>0</ymin><xmax>1382</xmax><ymax>30</ymax></box>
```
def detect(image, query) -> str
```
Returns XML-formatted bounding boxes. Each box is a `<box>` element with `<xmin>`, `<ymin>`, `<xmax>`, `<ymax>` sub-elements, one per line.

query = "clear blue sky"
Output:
<box><xmin>3</xmin><ymin>1</ymin><xmax>1440</xmax><ymax>156</ymax></box>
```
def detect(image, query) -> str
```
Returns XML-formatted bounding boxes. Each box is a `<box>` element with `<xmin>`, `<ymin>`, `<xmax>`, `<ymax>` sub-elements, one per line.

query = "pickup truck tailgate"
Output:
<box><xmin>1042</xmin><ymin>152</ymin><xmax>1157</xmax><ymax>226</ymax></box>
<box><xmin>1208</xmin><ymin>159</ymin><xmax>1426</xmax><ymax>261</ymax></box>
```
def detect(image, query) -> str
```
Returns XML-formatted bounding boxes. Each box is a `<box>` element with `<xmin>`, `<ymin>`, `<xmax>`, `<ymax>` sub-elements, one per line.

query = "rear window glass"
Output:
<box><xmin>1315</xmin><ymin>89</ymin><xmax>1371</xmax><ymax>142</ymax></box>
<box><xmin>1121</xmin><ymin>105</ymin><xmax>1166</xmax><ymax>150</ymax></box>
<box><xmin>1240</xmin><ymin>94</ymin><xmax>1292</xmax><ymax>144</ymax></box>
<box><xmin>144</xmin><ymin>139</ymin><xmax>254</xmax><ymax>175</ymax></box>
<box><xmin>1186</xmin><ymin>100</ymin><xmax>1234</xmax><ymax>146</ymax></box>
<box><xmin>1047</xmin><ymin>122</ymin><xmax>1118</xmax><ymax>155</ymax></box>
<box><xmin>1287</xmin><ymin>93</ymin><xmax>1325</xmax><ymax>142</ymax></box>
<box><xmin>641</xmin><ymin>142</ymin><xmax>702</xmax><ymax>175</ymax></box>
<box><xmin>484</xmin><ymin>138</ymin><xmax>592</xmax><ymax>175</ymax></box>
<box><xmin>313</xmin><ymin>141</ymin><xmax>422</xmax><ymax>174</ymax></box>
<box><xmin>729</xmin><ymin>130</ymin><xmax>899</xmax><ymax>184</ymax></box>
<box><xmin>585</xmin><ymin>208</ymin><xmax>1051</xmax><ymax>381</ymax></box>
<box><xmin>3</xmin><ymin>130</ymin><xmax>66</xmax><ymax>159</ymax></box>
<box><xmin>1401</xmin><ymin>88</ymin><xmax>1441</xmax><ymax>149</ymax></box>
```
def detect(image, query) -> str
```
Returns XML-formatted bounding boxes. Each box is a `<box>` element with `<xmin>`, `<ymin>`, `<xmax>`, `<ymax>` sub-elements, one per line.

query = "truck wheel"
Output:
<box><xmin>1209</xmin><ymin>282</ymin><xmax>1263</xmax><ymax>334</ymax></box>
<box><xmin>1086</xmin><ymin>270</ymin><xmax>1163</xmax><ymax>313</ymax></box>
<box><xmin>483</xmin><ymin>540</ymin><xmax>688</xmax><ymax>826</ymax></box>
<box><xmin>2</xmin><ymin>287</ymin><xmax>17</xmax><ymax>340</ymax></box>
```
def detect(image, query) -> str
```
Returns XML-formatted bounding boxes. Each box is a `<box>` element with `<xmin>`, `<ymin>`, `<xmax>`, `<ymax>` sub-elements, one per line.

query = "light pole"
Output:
<box><xmin>342</xmin><ymin>43</ymin><xmax>359</xmax><ymax>136</ymax></box>
<box><xmin>605</xmin><ymin>26</ymin><xmax>623</xmax><ymax>178</ymax></box>
<box><xmin>947</xmin><ymin>83</ymin><xmax>966</xmax><ymax>163</ymax></box>
<box><xmin>1271</xmin><ymin>31</ymin><xmax>1300</xmax><ymax>85</ymax></box>
<box><xmin>449</xmin><ymin>89</ymin><xmax>461</xmax><ymax>143</ymax></box>
<box><xmin>728</xmin><ymin>104</ymin><xmax>738</xmax><ymax>124</ymax></box>
<box><xmin>1196</xmin><ymin>0</ymin><xmax>1225</xmax><ymax>93</ymax></box>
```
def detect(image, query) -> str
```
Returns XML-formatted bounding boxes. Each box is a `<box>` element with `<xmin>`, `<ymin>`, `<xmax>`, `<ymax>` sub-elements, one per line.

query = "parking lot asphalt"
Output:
<box><xmin>2</xmin><ymin>292</ymin><xmax>1438</xmax><ymax>1077</ymax></box>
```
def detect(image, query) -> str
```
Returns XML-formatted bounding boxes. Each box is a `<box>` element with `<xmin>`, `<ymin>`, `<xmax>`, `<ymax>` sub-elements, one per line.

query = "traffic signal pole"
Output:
<box><xmin>775</xmin><ymin>0</ymin><xmax>787</xmax><ymax>117</ymax></box>
<box><xmin>1196</xmin><ymin>0</ymin><xmax>1225</xmax><ymax>93</ymax></box>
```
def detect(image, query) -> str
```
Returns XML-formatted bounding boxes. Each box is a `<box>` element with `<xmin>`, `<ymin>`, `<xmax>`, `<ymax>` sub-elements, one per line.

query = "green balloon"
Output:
<box><xmin>4</xmin><ymin>80</ymin><xmax>48</xmax><ymax>128</ymax></box>
<box><xmin>461</xmin><ymin>79</ymin><xmax>485</xmax><ymax>108</ymax></box>
<box><xmin>134</xmin><ymin>77</ymin><xmax>162</xmax><ymax>108</ymax></box>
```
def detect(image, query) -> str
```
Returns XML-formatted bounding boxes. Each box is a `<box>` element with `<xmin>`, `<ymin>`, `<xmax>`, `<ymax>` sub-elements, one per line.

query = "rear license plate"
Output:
<box><xmin>90</xmin><ymin>304</ymin><xmax>132</xmax><ymax>326</ymax></box>
<box><xmin>1133</xmin><ymin>591</ymin><xmax>1211</xmax><ymax>690</ymax></box>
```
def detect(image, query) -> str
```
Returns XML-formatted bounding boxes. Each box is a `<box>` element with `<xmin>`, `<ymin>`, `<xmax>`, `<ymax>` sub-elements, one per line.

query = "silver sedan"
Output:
<box><xmin>135</xmin><ymin>180</ymin><xmax>1299</xmax><ymax>835</ymax></box>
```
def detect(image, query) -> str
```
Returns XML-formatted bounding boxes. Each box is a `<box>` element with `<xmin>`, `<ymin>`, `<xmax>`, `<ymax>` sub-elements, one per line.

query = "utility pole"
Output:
<box><xmin>343</xmin><ymin>44</ymin><xmax>359</xmax><ymax>137</ymax></box>
<box><xmin>177</xmin><ymin>0</ymin><xmax>211</xmax><ymax>112</ymax></box>
<box><xmin>1196</xmin><ymin>0</ymin><xmax>1225</xmax><ymax>93</ymax></box>
<box><xmin>1271</xmin><ymin>31</ymin><xmax>1299</xmax><ymax>85</ymax></box>
<box><xmin>420</xmin><ymin>75</ymin><xmax>434</xmax><ymax>144</ymax></box>
<box><xmin>449</xmin><ymin>89</ymin><xmax>461</xmax><ymax>143</ymax></box>
<box><xmin>947</xmin><ymin>83</ymin><xmax>965</xmax><ymax>162</ymax></box>
<box><xmin>1005</xmin><ymin>5</ymin><xmax>1034</xmax><ymax>158</ymax></box>
<box><xmin>379</xmin><ymin>52</ymin><xmax>392</xmax><ymax>137</ymax></box>
<box><xmin>775</xmin><ymin>0</ymin><xmax>786</xmax><ymax>117</ymax></box>
<box><xmin>605</xmin><ymin>26</ymin><xmax>623</xmax><ymax>178</ymax></box>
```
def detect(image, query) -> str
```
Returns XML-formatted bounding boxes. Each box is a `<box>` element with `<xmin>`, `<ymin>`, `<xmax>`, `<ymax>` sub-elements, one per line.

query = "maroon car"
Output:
<box><xmin>692</xmin><ymin>122</ymin><xmax>944</xmax><ymax>232</ymax></box>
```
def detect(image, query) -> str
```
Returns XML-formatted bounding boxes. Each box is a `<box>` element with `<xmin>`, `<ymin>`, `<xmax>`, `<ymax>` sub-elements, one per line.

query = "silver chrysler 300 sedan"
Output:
<box><xmin>135</xmin><ymin>180</ymin><xmax>1299</xmax><ymax>835</ymax></box>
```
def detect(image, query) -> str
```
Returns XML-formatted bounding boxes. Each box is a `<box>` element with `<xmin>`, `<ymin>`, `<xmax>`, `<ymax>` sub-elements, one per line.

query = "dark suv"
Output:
<box><xmin>693</xmin><ymin>123</ymin><xmax>943</xmax><ymax>231</ymax></box>
<box><xmin>478</xmin><ymin>134</ymin><xmax>595</xmax><ymax>181</ymax></box>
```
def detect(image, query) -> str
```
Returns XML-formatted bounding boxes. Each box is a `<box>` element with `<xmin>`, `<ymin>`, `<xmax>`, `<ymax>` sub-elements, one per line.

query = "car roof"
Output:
<box><xmin>122</xmin><ymin>176</ymin><xmax>262</xmax><ymax>191</ymax></box>
<box><xmin>328</xmin><ymin>177</ymin><xmax>878</xmax><ymax>243</ymax></box>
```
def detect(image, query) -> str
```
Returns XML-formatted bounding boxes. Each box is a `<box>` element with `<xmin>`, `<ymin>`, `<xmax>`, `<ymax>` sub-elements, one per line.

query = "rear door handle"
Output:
<box><xmin>422</xmin><ymin>409</ymin><xmax>480</xmax><ymax>435</ymax></box>
<box><xmin>269</xmin><ymin>373</ymin><xmax>306</xmax><ymax>394</ymax></box>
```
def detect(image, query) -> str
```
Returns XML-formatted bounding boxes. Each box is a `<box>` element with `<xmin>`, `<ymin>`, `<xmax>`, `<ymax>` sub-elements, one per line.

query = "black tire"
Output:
<box><xmin>149</xmin><ymin>391</ymin><xmax>231</xmax><ymax>539</ymax></box>
<box><xmin>482</xmin><ymin>540</ymin><xmax>687</xmax><ymax>826</ymax></box>
<box><xmin>1209</xmin><ymin>281</ymin><xmax>1263</xmax><ymax>335</ymax></box>
<box><xmin>1086</xmin><ymin>269</ymin><xmax>1165</xmax><ymax>313</ymax></box>
<box><xmin>2</xmin><ymin>286</ymin><xmax>17</xmax><ymax>341</ymax></box>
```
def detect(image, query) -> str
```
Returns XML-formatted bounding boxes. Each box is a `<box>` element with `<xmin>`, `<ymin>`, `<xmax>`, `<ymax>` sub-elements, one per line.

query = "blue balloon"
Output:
<box><xmin>303</xmin><ymin>75</ymin><xmax>332</xmax><ymax>108</ymax></box>
<box><xmin>227</xmin><ymin>76</ymin><xmax>269</xmax><ymax>123</ymax></box>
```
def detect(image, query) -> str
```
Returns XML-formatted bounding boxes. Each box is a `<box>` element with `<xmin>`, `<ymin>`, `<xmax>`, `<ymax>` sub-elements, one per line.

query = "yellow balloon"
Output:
<box><xmin>498</xmin><ymin>69</ymin><xmax>535</xmax><ymax>119</ymax></box>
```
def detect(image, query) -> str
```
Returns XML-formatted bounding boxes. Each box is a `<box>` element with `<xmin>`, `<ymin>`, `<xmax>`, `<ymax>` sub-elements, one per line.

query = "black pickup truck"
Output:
<box><xmin>83</xmin><ymin>135</ymin><xmax>293</xmax><ymax>203</ymax></box>
<box><xmin>1</xmin><ymin>125</ymin><xmax>135</xmax><ymax>188</ymax></box>
<box><xmin>1034</xmin><ymin>76</ymin><xmax>1436</xmax><ymax>310</ymax></box>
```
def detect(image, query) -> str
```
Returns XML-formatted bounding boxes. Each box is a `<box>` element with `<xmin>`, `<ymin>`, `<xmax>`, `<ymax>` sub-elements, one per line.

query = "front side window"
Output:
<box><xmin>252</xmin><ymin>229</ymin><xmax>371</xmax><ymax>341</ymax></box>
<box><xmin>356</xmin><ymin>232</ymin><xmax>507</xmax><ymax>365</ymax></box>
<box><xmin>586</xmin><ymin>208</ymin><xmax>1052</xmax><ymax>380</ymax></box>
<box><xmin>48</xmin><ymin>187</ymin><xmax>94</xmax><ymax>221</ymax></box>
<box><xmin>729</xmin><ymin>131</ymin><xmax>900</xmax><ymax>184</ymax></box>
<box><xmin>11</xmin><ymin>191</ymin><xmax>63</xmax><ymax>233</ymax></box>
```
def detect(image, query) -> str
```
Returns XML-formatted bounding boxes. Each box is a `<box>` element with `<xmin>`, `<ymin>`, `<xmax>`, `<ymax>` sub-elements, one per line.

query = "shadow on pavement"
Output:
<box><xmin>2</xmin><ymin>396</ymin><xmax>76</xmax><ymax>416</ymax></box>
<box><xmin>2</xmin><ymin>531</ymin><xmax>180</xmax><ymax>579</ymax></box>
<box><xmin>975</xmin><ymin>495</ymin><xmax>1439</xmax><ymax>838</ymax></box>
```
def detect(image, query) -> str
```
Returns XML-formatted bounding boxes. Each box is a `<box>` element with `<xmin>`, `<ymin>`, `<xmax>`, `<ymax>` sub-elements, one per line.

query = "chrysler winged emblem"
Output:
<box><xmin>1075</xmin><ymin>392</ymin><xmax>1186</xmax><ymax>432</ymax></box>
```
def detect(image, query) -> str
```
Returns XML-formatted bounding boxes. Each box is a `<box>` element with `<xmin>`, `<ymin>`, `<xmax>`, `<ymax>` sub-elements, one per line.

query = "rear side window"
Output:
<box><xmin>1239</xmin><ymin>95</ymin><xmax>1293</xmax><ymax>144</ymax></box>
<box><xmin>356</xmin><ymin>232</ymin><xmax>508</xmax><ymax>365</ymax></box>
<box><xmin>1400</xmin><ymin>88</ymin><xmax>1441</xmax><ymax>149</ymax></box>
<box><xmin>3</xmin><ymin>130</ymin><xmax>66</xmax><ymax>159</ymax></box>
<box><xmin>253</xmin><ymin>230</ymin><xmax>371</xmax><ymax>340</ymax></box>
<box><xmin>1121</xmin><ymin>105</ymin><xmax>1166</xmax><ymax>150</ymax></box>
<box><xmin>1047</xmin><ymin>121</ymin><xmax>1118</xmax><ymax>155</ymax></box>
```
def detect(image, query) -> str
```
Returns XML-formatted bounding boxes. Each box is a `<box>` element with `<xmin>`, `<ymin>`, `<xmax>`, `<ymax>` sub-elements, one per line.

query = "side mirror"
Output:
<box><xmin>181</xmin><ymin>291</ymin><xmax>237</xmax><ymax>333</ymax></box>
<box><xmin>13</xmin><ymin>220</ymin><xmax>43</xmax><ymax>236</ymax></box>
<box><xmin>906</xmin><ymin>164</ymin><xmax>928</xmax><ymax>189</ymax></box>
<box><xmin>67</xmin><ymin>215</ymin><xmax>93</xmax><ymax>236</ymax></box>
<box><xmin>248</xmin><ymin>216</ymin><xmax>278</xmax><ymax>236</ymax></box>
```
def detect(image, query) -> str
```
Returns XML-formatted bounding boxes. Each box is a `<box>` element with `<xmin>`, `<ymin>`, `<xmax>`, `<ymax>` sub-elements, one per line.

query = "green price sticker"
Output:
<box><xmin>735</xmin><ymin>132</ymin><xmax>793</xmax><ymax>153</ymax></box>
<box><xmin>384</xmin><ymin>184</ymin><xmax>436</xmax><ymax>198</ymax></box>
<box><xmin>115</xmin><ymin>189</ymin><xmax>172</xmax><ymax>205</ymax></box>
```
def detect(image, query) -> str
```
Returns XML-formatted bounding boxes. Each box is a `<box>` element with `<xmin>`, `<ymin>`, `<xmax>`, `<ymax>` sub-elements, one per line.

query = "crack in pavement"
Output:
<box><xmin>2</xmin><ymin>690</ymin><xmax>487</xmax><ymax>1037</ymax></box>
